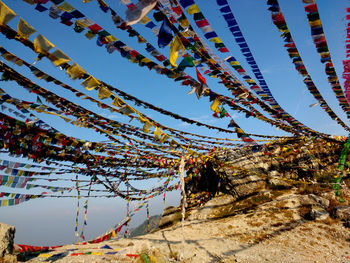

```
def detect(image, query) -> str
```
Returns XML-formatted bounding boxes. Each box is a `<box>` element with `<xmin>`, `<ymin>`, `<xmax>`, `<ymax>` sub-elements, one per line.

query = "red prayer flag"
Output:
<box><xmin>196</xmin><ymin>67</ymin><xmax>206</xmax><ymax>84</ymax></box>
<box><xmin>304</xmin><ymin>4</ymin><xmax>318</xmax><ymax>13</ymax></box>
<box><xmin>218</xmin><ymin>47</ymin><xmax>229</xmax><ymax>53</ymax></box>
<box><xmin>195</xmin><ymin>19</ymin><xmax>209</xmax><ymax>28</ymax></box>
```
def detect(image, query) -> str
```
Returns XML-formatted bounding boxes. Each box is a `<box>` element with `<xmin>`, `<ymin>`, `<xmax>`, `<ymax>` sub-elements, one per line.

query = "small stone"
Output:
<box><xmin>305</xmin><ymin>205</ymin><xmax>329</xmax><ymax>221</ymax></box>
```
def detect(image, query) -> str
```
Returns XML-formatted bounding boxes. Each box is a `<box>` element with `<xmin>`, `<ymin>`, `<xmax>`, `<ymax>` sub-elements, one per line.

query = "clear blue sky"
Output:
<box><xmin>0</xmin><ymin>0</ymin><xmax>349</xmax><ymax>246</ymax></box>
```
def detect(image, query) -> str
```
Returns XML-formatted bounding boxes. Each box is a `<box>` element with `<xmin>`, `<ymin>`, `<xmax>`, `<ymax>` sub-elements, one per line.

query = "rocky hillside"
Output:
<box><xmin>11</xmin><ymin>189</ymin><xmax>349</xmax><ymax>263</ymax></box>
<box><xmin>2</xmin><ymin>137</ymin><xmax>350</xmax><ymax>262</ymax></box>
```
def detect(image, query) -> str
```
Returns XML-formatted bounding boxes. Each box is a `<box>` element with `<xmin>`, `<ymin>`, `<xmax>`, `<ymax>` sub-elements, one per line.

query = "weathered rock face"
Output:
<box><xmin>185</xmin><ymin>138</ymin><xmax>343</xmax><ymax>206</ymax></box>
<box><xmin>158</xmin><ymin>206</ymin><xmax>182</xmax><ymax>229</ymax></box>
<box><xmin>0</xmin><ymin>223</ymin><xmax>16</xmax><ymax>263</ymax></box>
<box><xmin>0</xmin><ymin>223</ymin><xmax>15</xmax><ymax>257</ymax></box>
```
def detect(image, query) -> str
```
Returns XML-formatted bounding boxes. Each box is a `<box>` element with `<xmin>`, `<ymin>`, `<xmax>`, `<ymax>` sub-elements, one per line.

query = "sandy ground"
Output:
<box><xmin>24</xmin><ymin>192</ymin><xmax>350</xmax><ymax>263</ymax></box>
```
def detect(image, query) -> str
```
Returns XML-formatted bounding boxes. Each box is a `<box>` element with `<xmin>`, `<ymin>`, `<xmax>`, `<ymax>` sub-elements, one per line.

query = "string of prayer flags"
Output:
<box><xmin>301</xmin><ymin>0</ymin><xmax>350</xmax><ymax>119</ymax></box>
<box><xmin>178</xmin><ymin>0</ymin><xmax>326</xmax><ymax>137</ymax></box>
<box><xmin>169</xmin><ymin>0</ymin><xmax>320</xmax><ymax>137</ymax></box>
<box><xmin>178</xmin><ymin>0</ymin><xmax>228</xmax><ymax>53</ymax></box>
<box><xmin>6</xmin><ymin>2</ymin><xmax>327</xmax><ymax>140</ymax></box>
<box><xmin>0</xmin><ymin>158</ymin><xmax>69</xmax><ymax>171</ymax></box>
<box><xmin>0</xmin><ymin>21</ymin><xmax>264</xmax><ymax>141</ymax></box>
<box><xmin>266</xmin><ymin>0</ymin><xmax>350</xmax><ymax>132</ymax></box>
<box><xmin>10</xmin><ymin>3</ymin><xmax>300</xmax><ymax>137</ymax></box>
<box><xmin>215</xmin><ymin>1</ymin><xmax>274</xmax><ymax>102</ymax></box>
<box><xmin>0</xmin><ymin>175</ymin><xmax>35</xmax><ymax>188</ymax></box>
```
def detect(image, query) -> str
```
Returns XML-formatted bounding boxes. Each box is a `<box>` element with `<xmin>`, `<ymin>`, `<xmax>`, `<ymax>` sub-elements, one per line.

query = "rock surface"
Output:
<box><xmin>158</xmin><ymin>206</ymin><xmax>182</xmax><ymax>229</ymax></box>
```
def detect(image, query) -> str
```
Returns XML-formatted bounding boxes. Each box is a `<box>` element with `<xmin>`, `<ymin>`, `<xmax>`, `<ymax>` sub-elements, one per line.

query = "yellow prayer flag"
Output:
<box><xmin>178</xmin><ymin>17</ymin><xmax>190</xmax><ymax>28</ymax></box>
<box><xmin>0</xmin><ymin>1</ymin><xmax>16</xmax><ymax>25</ymax></box>
<box><xmin>309</xmin><ymin>20</ymin><xmax>321</xmax><ymax>27</ymax></box>
<box><xmin>34</xmin><ymin>34</ymin><xmax>54</xmax><ymax>54</ymax></box>
<box><xmin>81</xmin><ymin>76</ymin><xmax>101</xmax><ymax>90</ymax></box>
<box><xmin>105</xmin><ymin>35</ymin><xmax>118</xmax><ymax>43</ymax></box>
<box><xmin>229</xmin><ymin>61</ymin><xmax>240</xmax><ymax>66</ymax></box>
<box><xmin>137</xmin><ymin>112</ymin><xmax>147</xmax><ymax>123</ymax></box>
<box><xmin>49</xmin><ymin>49</ymin><xmax>70</xmax><ymax>67</ymax></box>
<box><xmin>112</xmin><ymin>96</ymin><xmax>125</xmax><ymax>108</ymax></box>
<box><xmin>58</xmin><ymin>2</ymin><xmax>74</xmax><ymax>12</ymax></box>
<box><xmin>154</xmin><ymin>127</ymin><xmax>163</xmax><ymax>140</ymax></box>
<box><xmin>187</xmin><ymin>4</ymin><xmax>200</xmax><ymax>15</ymax></box>
<box><xmin>17</xmin><ymin>18</ymin><xmax>36</xmax><ymax>39</ymax></box>
<box><xmin>76</xmin><ymin>19</ymin><xmax>89</xmax><ymax>28</ymax></box>
<box><xmin>159</xmin><ymin>134</ymin><xmax>170</xmax><ymax>143</ymax></box>
<box><xmin>98</xmin><ymin>86</ymin><xmax>112</xmax><ymax>100</ymax></box>
<box><xmin>84</xmin><ymin>31</ymin><xmax>96</xmax><ymax>40</ymax></box>
<box><xmin>328</xmin><ymin>76</ymin><xmax>337</xmax><ymax>82</ymax></box>
<box><xmin>210</xmin><ymin>99</ymin><xmax>221</xmax><ymax>113</ymax></box>
<box><xmin>119</xmin><ymin>105</ymin><xmax>136</xmax><ymax>114</ymax></box>
<box><xmin>111</xmin><ymin>230</ymin><xmax>117</xmax><ymax>239</ymax></box>
<box><xmin>320</xmin><ymin>52</ymin><xmax>330</xmax><ymax>58</ymax></box>
<box><xmin>66</xmin><ymin>63</ymin><xmax>86</xmax><ymax>80</ymax></box>
<box><xmin>140</xmin><ymin>57</ymin><xmax>152</xmax><ymax>64</ymax></box>
<box><xmin>5</xmin><ymin>176</ymin><xmax>14</xmax><ymax>186</ymax></box>
<box><xmin>209</xmin><ymin>37</ymin><xmax>222</xmax><ymax>44</ymax></box>
<box><xmin>142</xmin><ymin>122</ymin><xmax>152</xmax><ymax>133</ymax></box>
<box><xmin>1</xmin><ymin>200</ymin><xmax>8</xmax><ymax>207</ymax></box>
<box><xmin>169</xmin><ymin>35</ymin><xmax>184</xmax><ymax>67</ymax></box>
